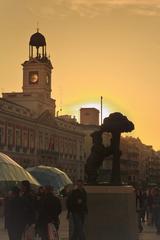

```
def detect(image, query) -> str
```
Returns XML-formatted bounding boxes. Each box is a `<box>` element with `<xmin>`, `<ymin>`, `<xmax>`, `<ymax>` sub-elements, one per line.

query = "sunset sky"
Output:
<box><xmin>0</xmin><ymin>0</ymin><xmax>160</xmax><ymax>150</ymax></box>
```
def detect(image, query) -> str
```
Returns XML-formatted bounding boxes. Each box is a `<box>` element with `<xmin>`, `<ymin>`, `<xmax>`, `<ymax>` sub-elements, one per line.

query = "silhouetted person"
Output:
<box><xmin>152</xmin><ymin>187</ymin><xmax>160</xmax><ymax>234</ymax></box>
<box><xmin>5</xmin><ymin>187</ymin><xmax>25</xmax><ymax>240</ymax></box>
<box><xmin>140</xmin><ymin>190</ymin><xmax>147</xmax><ymax>222</ymax></box>
<box><xmin>136</xmin><ymin>189</ymin><xmax>143</xmax><ymax>233</ymax></box>
<box><xmin>67</xmin><ymin>179</ymin><xmax>88</xmax><ymax>240</ymax></box>
<box><xmin>146</xmin><ymin>188</ymin><xmax>154</xmax><ymax>225</ymax></box>
<box><xmin>37</xmin><ymin>185</ymin><xmax>62</xmax><ymax>240</ymax></box>
<box><xmin>20</xmin><ymin>180</ymin><xmax>36</xmax><ymax>238</ymax></box>
<box><xmin>36</xmin><ymin>186</ymin><xmax>45</xmax><ymax>236</ymax></box>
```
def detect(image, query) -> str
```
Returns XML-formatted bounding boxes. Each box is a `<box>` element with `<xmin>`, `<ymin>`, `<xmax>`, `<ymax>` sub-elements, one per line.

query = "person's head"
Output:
<box><xmin>21</xmin><ymin>180</ymin><xmax>31</xmax><ymax>193</ymax></box>
<box><xmin>153</xmin><ymin>187</ymin><xmax>160</xmax><ymax>196</ymax></box>
<box><xmin>45</xmin><ymin>185</ymin><xmax>53</xmax><ymax>194</ymax></box>
<box><xmin>11</xmin><ymin>186</ymin><xmax>20</xmax><ymax>197</ymax></box>
<box><xmin>38</xmin><ymin>186</ymin><xmax>44</xmax><ymax>194</ymax></box>
<box><xmin>66</xmin><ymin>184</ymin><xmax>74</xmax><ymax>193</ymax></box>
<box><xmin>76</xmin><ymin>179</ymin><xmax>84</xmax><ymax>189</ymax></box>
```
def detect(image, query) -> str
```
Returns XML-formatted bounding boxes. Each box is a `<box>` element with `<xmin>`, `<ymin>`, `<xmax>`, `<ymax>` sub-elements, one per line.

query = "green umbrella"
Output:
<box><xmin>0</xmin><ymin>152</ymin><xmax>40</xmax><ymax>195</ymax></box>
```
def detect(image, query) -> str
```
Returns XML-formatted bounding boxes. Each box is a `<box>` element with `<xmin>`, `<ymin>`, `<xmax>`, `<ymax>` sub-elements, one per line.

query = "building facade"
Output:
<box><xmin>0</xmin><ymin>30</ymin><xmax>85</xmax><ymax>181</ymax></box>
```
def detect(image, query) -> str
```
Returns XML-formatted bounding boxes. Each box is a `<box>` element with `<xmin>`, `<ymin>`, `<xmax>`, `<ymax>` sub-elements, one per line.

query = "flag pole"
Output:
<box><xmin>101</xmin><ymin>96</ymin><xmax>103</xmax><ymax>125</ymax></box>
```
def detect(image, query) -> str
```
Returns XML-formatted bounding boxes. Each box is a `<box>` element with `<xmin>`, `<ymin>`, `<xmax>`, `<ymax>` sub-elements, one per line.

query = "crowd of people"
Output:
<box><xmin>4</xmin><ymin>179</ymin><xmax>88</xmax><ymax>240</ymax></box>
<box><xmin>5</xmin><ymin>179</ymin><xmax>160</xmax><ymax>239</ymax></box>
<box><xmin>136</xmin><ymin>186</ymin><xmax>160</xmax><ymax>234</ymax></box>
<box><xmin>4</xmin><ymin>181</ymin><xmax>62</xmax><ymax>240</ymax></box>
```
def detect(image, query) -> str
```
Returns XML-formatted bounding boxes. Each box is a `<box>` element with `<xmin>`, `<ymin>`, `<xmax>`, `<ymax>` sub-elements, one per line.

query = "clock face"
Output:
<box><xmin>29</xmin><ymin>72</ymin><xmax>39</xmax><ymax>84</ymax></box>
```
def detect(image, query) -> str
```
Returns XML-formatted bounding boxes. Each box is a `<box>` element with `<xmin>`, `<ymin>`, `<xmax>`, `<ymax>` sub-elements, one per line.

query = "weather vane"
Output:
<box><xmin>37</xmin><ymin>21</ymin><xmax>39</xmax><ymax>32</ymax></box>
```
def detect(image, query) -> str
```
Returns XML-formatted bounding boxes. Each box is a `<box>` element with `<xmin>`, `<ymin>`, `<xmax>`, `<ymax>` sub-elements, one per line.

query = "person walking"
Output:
<box><xmin>67</xmin><ymin>179</ymin><xmax>88</xmax><ymax>240</ymax></box>
<box><xmin>146</xmin><ymin>188</ymin><xmax>154</xmax><ymax>225</ymax></box>
<box><xmin>152</xmin><ymin>187</ymin><xmax>160</xmax><ymax>234</ymax></box>
<box><xmin>20</xmin><ymin>180</ymin><xmax>37</xmax><ymax>240</ymax></box>
<box><xmin>5</xmin><ymin>186</ymin><xmax>25</xmax><ymax>240</ymax></box>
<box><xmin>37</xmin><ymin>185</ymin><xmax>62</xmax><ymax>240</ymax></box>
<box><xmin>140</xmin><ymin>189</ymin><xmax>147</xmax><ymax>222</ymax></box>
<box><xmin>136</xmin><ymin>188</ymin><xmax>143</xmax><ymax>233</ymax></box>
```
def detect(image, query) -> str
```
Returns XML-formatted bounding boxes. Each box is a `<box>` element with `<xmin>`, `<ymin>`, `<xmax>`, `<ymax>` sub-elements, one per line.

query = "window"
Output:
<box><xmin>0</xmin><ymin>126</ymin><xmax>4</xmax><ymax>145</ymax></box>
<box><xmin>30</xmin><ymin>131</ymin><xmax>35</xmax><ymax>149</ymax></box>
<box><xmin>7</xmin><ymin>128</ymin><xmax>13</xmax><ymax>146</ymax></box>
<box><xmin>45</xmin><ymin>134</ymin><xmax>49</xmax><ymax>150</ymax></box>
<box><xmin>22</xmin><ymin>130</ymin><xmax>28</xmax><ymax>148</ymax></box>
<box><xmin>15</xmin><ymin>129</ymin><xmax>21</xmax><ymax>146</ymax></box>
<box><xmin>39</xmin><ymin>133</ymin><xmax>43</xmax><ymax>150</ymax></box>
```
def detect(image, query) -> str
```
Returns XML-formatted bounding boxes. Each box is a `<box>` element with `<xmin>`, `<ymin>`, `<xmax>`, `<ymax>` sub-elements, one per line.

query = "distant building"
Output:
<box><xmin>0</xmin><ymin>30</ymin><xmax>85</xmax><ymax>181</ymax></box>
<box><xmin>80</xmin><ymin>108</ymin><xmax>99</xmax><ymax>126</ymax></box>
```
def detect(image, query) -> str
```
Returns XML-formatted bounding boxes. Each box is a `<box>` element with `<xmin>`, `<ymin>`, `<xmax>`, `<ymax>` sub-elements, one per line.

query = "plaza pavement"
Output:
<box><xmin>139</xmin><ymin>223</ymin><xmax>160</xmax><ymax>240</ymax></box>
<box><xmin>0</xmin><ymin>211</ymin><xmax>159</xmax><ymax>240</ymax></box>
<box><xmin>0</xmin><ymin>211</ymin><xmax>69</xmax><ymax>240</ymax></box>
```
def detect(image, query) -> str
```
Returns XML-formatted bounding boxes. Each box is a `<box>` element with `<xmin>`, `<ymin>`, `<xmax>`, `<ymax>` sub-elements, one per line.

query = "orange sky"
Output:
<box><xmin>0</xmin><ymin>0</ymin><xmax>160</xmax><ymax>150</ymax></box>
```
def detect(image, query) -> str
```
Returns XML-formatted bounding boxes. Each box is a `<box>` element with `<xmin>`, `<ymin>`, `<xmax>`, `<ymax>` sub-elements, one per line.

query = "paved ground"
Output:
<box><xmin>0</xmin><ymin>211</ymin><xmax>69</xmax><ymax>240</ymax></box>
<box><xmin>0</xmin><ymin>213</ymin><xmax>160</xmax><ymax>240</ymax></box>
<box><xmin>59</xmin><ymin>211</ymin><xmax>69</xmax><ymax>240</ymax></box>
<box><xmin>139</xmin><ymin>223</ymin><xmax>160</xmax><ymax>240</ymax></box>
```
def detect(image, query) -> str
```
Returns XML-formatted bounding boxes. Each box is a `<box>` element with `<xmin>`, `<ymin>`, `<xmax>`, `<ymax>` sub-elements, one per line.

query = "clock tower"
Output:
<box><xmin>21</xmin><ymin>30</ymin><xmax>56</xmax><ymax>116</ymax></box>
<box><xmin>22</xmin><ymin>30</ymin><xmax>53</xmax><ymax>97</ymax></box>
<box><xmin>3</xmin><ymin>30</ymin><xmax>56</xmax><ymax>117</ymax></box>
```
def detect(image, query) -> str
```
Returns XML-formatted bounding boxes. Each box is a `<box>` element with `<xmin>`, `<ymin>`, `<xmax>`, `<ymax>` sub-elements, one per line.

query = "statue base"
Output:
<box><xmin>85</xmin><ymin>185</ymin><xmax>138</xmax><ymax>240</ymax></box>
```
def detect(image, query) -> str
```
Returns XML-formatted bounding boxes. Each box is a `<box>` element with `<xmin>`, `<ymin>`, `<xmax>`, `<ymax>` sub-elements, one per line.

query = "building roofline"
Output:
<box><xmin>0</xmin><ymin>97</ymin><xmax>31</xmax><ymax>112</ymax></box>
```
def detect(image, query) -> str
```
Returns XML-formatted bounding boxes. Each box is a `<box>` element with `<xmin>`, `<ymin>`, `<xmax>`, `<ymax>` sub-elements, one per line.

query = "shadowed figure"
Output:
<box><xmin>85</xmin><ymin>112</ymin><xmax>134</xmax><ymax>185</ymax></box>
<box><xmin>85</xmin><ymin>130</ymin><xmax>113</xmax><ymax>185</ymax></box>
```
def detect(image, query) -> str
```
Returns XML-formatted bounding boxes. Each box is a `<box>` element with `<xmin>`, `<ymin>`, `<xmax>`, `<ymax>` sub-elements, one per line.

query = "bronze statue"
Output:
<box><xmin>85</xmin><ymin>130</ymin><xmax>112</xmax><ymax>184</ymax></box>
<box><xmin>85</xmin><ymin>112</ymin><xmax>134</xmax><ymax>185</ymax></box>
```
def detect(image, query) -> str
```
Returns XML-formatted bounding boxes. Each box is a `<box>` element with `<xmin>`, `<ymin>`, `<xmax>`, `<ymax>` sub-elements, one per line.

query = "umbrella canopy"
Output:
<box><xmin>0</xmin><ymin>152</ymin><xmax>40</xmax><ymax>195</ymax></box>
<box><xmin>27</xmin><ymin>165</ymin><xmax>72</xmax><ymax>192</ymax></box>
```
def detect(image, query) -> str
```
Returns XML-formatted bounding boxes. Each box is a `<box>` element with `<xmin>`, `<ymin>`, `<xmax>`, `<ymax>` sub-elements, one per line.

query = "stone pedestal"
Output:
<box><xmin>85</xmin><ymin>185</ymin><xmax>138</xmax><ymax>240</ymax></box>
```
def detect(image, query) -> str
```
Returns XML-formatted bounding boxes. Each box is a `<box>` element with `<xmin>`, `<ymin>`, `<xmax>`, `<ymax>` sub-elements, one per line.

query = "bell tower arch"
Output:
<box><xmin>29</xmin><ymin>28</ymin><xmax>47</xmax><ymax>59</ymax></box>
